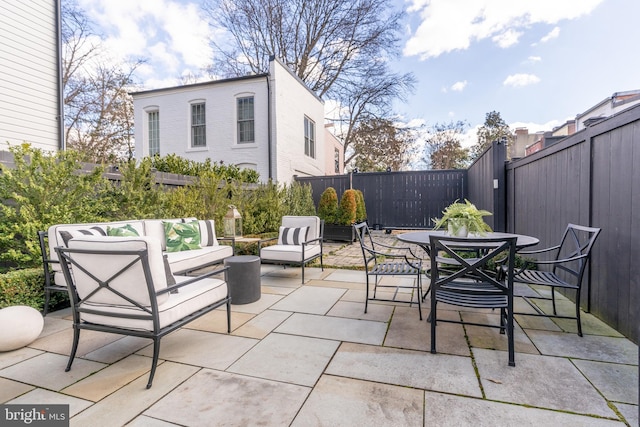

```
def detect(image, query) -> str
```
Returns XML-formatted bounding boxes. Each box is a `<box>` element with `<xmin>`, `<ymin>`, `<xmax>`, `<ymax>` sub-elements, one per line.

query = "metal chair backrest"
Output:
<box><xmin>354</xmin><ymin>222</ymin><xmax>376</xmax><ymax>265</ymax></box>
<box><xmin>429</xmin><ymin>235</ymin><xmax>517</xmax><ymax>297</ymax></box>
<box><xmin>553</xmin><ymin>223</ymin><xmax>601</xmax><ymax>282</ymax></box>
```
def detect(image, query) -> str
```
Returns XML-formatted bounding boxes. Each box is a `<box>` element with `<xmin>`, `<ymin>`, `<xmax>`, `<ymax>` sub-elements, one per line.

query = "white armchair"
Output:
<box><xmin>56</xmin><ymin>235</ymin><xmax>230</xmax><ymax>389</ymax></box>
<box><xmin>259</xmin><ymin>216</ymin><xmax>324</xmax><ymax>283</ymax></box>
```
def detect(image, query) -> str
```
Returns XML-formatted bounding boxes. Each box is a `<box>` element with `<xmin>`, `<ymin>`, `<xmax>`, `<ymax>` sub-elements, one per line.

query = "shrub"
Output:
<box><xmin>355</xmin><ymin>190</ymin><xmax>367</xmax><ymax>223</ymax></box>
<box><xmin>338</xmin><ymin>189</ymin><xmax>358</xmax><ymax>225</ymax></box>
<box><xmin>318</xmin><ymin>187</ymin><xmax>339</xmax><ymax>224</ymax></box>
<box><xmin>0</xmin><ymin>144</ymin><xmax>114</xmax><ymax>269</ymax></box>
<box><xmin>0</xmin><ymin>267</ymin><xmax>68</xmax><ymax>311</ymax></box>
<box><xmin>283</xmin><ymin>182</ymin><xmax>316</xmax><ymax>216</ymax></box>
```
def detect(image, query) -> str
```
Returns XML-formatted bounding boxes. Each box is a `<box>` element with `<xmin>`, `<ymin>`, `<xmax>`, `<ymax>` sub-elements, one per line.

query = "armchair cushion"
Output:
<box><xmin>278</xmin><ymin>226</ymin><xmax>309</xmax><ymax>245</ymax></box>
<box><xmin>163</xmin><ymin>220</ymin><xmax>201</xmax><ymax>252</ymax></box>
<box><xmin>198</xmin><ymin>220</ymin><xmax>219</xmax><ymax>246</ymax></box>
<box><xmin>260</xmin><ymin>242</ymin><xmax>321</xmax><ymax>263</ymax></box>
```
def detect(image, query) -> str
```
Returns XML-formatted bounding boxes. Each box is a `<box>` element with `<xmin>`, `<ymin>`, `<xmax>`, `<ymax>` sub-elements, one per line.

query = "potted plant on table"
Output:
<box><xmin>432</xmin><ymin>199</ymin><xmax>492</xmax><ymax>237</ymax></box>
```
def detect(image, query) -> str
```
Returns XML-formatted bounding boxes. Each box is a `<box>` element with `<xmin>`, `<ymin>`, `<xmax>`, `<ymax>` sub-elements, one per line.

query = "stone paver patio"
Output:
<box><xmin>1</xmin><ymin>232</ymin><xmax>638</xmax><ymax>426</ymax></box>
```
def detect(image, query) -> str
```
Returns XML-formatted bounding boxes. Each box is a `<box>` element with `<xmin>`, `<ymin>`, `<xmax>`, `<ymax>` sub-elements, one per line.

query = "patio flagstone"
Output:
<box><xmin>473</xmin><ymin>348</ymin><xmax>617</xmax><ymax>418</ymax></box>
<box><xmin>7</xmin><ymin>387</ymin><xmax>93</xmax><ymax>418</ymax></box>
<box><xmin>231</xmin><ymin>309</ymin><xmax>292</xmax><ymax>339</ymax></box>
<box><xmin>385</xmin><ymin>305</ymin><xmax>469</xmax><ymax>356</ymax></box>
<box><xmin>270</xmin><ymin>285</ymin><xmax>347</xmax><ymax>315</ymax></box>
<box><xmin>326</xmin><ymin>342</ymin><xmax>482</xmax><ymax>397</ymax></box>
<box><xmin>275</xmin><ymin>312</ymin><xmax>387</xmax><ymax>345</ymax></box>
<box><xmin>572</xmin><ymin>359</ymin><xmax>639</xmax><ymax>405</ymax></box>
<box><xmin>423</xmin><ymin>391</ymin><xmax>624</xmax><ymax>426</ymax></box>
<box><xmin>135</xmin><ymin>329</ymin><xmax>258</xmax><ymax>370</ymax></box>
<box><xmin>291</xmin><ymin>375</ymin><xmax>424</xmax><ymax>426</ymax></box>
<box><xmin>62</xmin><ymin>354</ymin><xmax>153</xmax><ymax>401</ymax></box>
<box><xmin>227</xmin><ymin>333</ymin><xmax>339</xmax><ymax>386</ymax></box>
<box><xmin>0</xmin><ymin>352</ymin><xmax>106</xmax><ymax>391</ymax></box>
<box><xmin>143</xmin><ymin>369</ymin><xmax>310</xmax><ymax>427</ymax></box>
<box><xmin>70</xmin><ymin>361</ymin><xmax>199</xmax><ymax>427</ymax></box>
<box><xmin>526</xmin><ymin>329</ymin><xmax>638</xmax><ymax>364</ymax></box>
<box><xmin>0</xmin><ymin>377</ymin><xmax>34</xmax><ymax>403</ymax></box>
<box><xmin>326</xmin><ymin>299</ymin><xmax>394</xmax><ymax>322</ymax></box>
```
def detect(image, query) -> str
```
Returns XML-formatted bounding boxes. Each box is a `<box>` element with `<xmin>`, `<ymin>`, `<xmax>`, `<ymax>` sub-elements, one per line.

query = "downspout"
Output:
<box><xmin>266</xmin><ymin>73</ymin><xmax>273</xmax><ymax>180</ymax></box>
<box><xmin>55</xmin><ymin>0</ymin><xmax>65</xmax><ymax>150</ymax></box>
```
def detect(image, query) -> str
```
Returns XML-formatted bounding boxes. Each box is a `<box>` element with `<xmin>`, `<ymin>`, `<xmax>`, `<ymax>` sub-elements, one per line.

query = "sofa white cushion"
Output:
<box><xmin>260</xmin><ymin>243</ymin><xmax>321</xmax><ymax>263</ymax></box>
<box><xmin>79</xmin><ymin>276</ymin><xmax>228</xmax><ymax>331</ymax></box>
<box><xmin>167</xmin><ymin>245</ymin><xmax>233</xmax><ymax>274</ymax></box>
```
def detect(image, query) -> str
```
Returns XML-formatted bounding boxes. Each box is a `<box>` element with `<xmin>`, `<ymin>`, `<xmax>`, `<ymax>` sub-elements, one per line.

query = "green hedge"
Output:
<box><xmin>0</xmin><ymin>268</ymin><xmax>68</xmax><ymax>311</ymax></box>
<box><xmin>0</xmin><ymin>144</ymin><xmax>316</xmax><ymax>308</ymax></box>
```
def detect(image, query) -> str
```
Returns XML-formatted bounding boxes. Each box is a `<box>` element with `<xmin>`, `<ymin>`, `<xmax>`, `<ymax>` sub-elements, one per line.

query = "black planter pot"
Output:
<box><xmin>323</xmin><ymin>223</ymin><xmax>356</xmax><ymax>243</ymax></box>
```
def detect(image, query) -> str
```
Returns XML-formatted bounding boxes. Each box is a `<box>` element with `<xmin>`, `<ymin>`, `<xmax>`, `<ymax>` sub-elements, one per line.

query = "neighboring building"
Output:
<box><xmin>513</xmin><ymin>128</ymin><xmax>542</xmax><ymax>158</ymax></box>
<box><xmin>575</xmin><ymin>89</ymin><xmax>640</xmax><ymax>131</ymax></box>
<box><xmin>520</xmin><ymin>120</ymin><xmax>576</xmax><ymax>157</ymax></box>
<box><xmin>324</xmin><ymin>124</ymin><xmax>344</xmax><ymax>176</ymax></box>
<box><xmin>132</xmin><ymin>57</ymin><xmax>335</xmax><ymax>183</ymax></box>
<box><xmin>0</xmin><ymin>0</ymin><xmax>63</xmax><ymax>152</ymax></box>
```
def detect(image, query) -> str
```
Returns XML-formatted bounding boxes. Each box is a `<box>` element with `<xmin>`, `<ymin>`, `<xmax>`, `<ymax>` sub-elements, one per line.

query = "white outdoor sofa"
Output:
<box><xmin>39</xmin><ymin>218</ymin><xmax>234</xmax><ymax>314</ymax></box>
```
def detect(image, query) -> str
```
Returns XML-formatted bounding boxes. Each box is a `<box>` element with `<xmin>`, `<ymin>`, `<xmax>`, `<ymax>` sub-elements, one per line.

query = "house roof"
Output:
<box><xmin>130</xmin><ymin>73</ymin><xmax>269</xmax><ymax>96</ymax></box>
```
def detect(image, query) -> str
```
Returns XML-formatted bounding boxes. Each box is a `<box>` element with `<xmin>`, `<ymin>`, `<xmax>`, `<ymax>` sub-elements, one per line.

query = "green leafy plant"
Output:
<box><xmin>0</xmin><ymin>268</ymin><xmax>68</xmax><ymax>311</ymax></box>
<box><xmin>432</xmin><ymin>199</ymin><xmax>492</xmax><ymax>236</ymax></box>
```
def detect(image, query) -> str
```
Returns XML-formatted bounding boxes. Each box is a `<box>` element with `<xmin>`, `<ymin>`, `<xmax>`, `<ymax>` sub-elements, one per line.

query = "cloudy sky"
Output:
<box><xmin>78</xmin><ymin>0</ymin><xmax>640</xmax><ymax>139</ymax></box>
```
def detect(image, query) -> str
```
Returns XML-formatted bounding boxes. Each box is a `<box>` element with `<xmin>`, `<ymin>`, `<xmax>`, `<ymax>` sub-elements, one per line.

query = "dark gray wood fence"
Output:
<box><xmin>504</xmin><ymin>104</ymin><xmax>640</xmax><ymax>343</ymax></box>
<box><xmin>296</xmin><ymin>170</ymin><xmax>467</xmax><ymax>230</ymax></box>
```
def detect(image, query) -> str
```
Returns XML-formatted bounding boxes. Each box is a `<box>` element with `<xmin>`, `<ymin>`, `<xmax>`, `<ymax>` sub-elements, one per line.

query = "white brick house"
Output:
<box><xmin>132</xmin><ymin>57</ymin><xmax>339</xmax><ymax>183</ymax></box>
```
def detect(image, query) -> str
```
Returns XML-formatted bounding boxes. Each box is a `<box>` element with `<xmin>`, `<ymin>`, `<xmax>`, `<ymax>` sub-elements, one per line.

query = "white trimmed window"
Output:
<box><xmin>304</xmin><ymin>116</ymin><xmax>316</xmax><ymax>158</ymax></box>
<box><xmin>237</xmin><ymin>96</ymin><xmax>254</xmax><ymax>143</ymax></box>
<box><xmin>191</xmin><ymin>102</ymin><xmax>206</xmax><ymax>147</ymax></box>
<box><xmin>335</xmin><ymin>148</ymin><xmax>340</xmax><ymax>173</ymax></box>
<box><xmin>148</xmin><ymin>110</ymin><xmax>160</xmax><ymax>156</ymax></box>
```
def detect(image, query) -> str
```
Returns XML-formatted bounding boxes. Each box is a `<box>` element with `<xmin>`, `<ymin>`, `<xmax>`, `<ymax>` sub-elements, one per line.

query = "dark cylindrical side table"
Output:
<box><xmin>224</xmin><ymin>255</ymin><xmax>261</xmax><ymax>304</ymax></box>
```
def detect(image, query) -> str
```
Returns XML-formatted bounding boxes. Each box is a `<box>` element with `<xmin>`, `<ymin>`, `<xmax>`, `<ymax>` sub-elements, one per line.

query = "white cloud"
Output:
<box><xmin>540</xmin><ymin>26</ymin><xmax>561</xmax><ymax>42</ymax></box>
<box><xmin>78</xmin><ymin>0</ymin><xmax>214</xmax><ymax>88</ymax></box>
<box><xmin>503</xmin><ymin>73</ymin><xmax>541</xmax><ymax>87</ymax></box>
<box><xmin>451</xmin><ymin>80</ymin><xmax>468</xmax><ymax>91</ymax></box>
<box><xmin>527</xmin><ymin>55</ymin><xmax>542</xmax><ymax>63</ymax></box>
<box><xmin>492</xmin><ymin>29</ymin><xmax>523</xmax><ymax>48</ymax></box>
<box><xmin>404</xmin><ymin>0</ymin><xmax>604</xmax><ymax>59</ymax></box>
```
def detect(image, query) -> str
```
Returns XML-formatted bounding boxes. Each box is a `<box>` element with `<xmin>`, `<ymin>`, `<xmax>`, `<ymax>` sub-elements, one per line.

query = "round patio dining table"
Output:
<box><xmin>397</xmin><ymin>230</ymin><xmax>539</xmax><ymax>254</ymax></box>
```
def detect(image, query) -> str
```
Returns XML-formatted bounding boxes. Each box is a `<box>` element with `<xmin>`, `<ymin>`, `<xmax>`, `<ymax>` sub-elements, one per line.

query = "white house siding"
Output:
<box><xmin>269</xmin><ymin>59</ymin><xmax>325</xmax><ymax>183</ymax></box>
<box><xmin>0</xmin><ymin>0</ymin><xmax>61</xmax><ymax>152</ymax></box>
<box><xmin>133</xmin><ymin>76</ymin><xmax>270</xmax><ymax>180</ymax></box>
<box><xmin>133</xmin><ymin>58</ymin><xmax>327</xmax><ymax>184</ymax></box>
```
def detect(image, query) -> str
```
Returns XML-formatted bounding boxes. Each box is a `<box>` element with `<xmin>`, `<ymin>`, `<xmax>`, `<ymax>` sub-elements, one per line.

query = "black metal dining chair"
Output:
<box><xmin>354</xmin><ymin>222</ymin><xmax>425</xmax><ymax>320</ymax></box>
<box><xmin>429</xmin><ymin>234</ymin><xmax>517</xmax><ymax>366</ymax></box>
<box><xmin>509</xmin><ymin>223</ymin><xmax>601</xmax><ymax>336</ymax></box>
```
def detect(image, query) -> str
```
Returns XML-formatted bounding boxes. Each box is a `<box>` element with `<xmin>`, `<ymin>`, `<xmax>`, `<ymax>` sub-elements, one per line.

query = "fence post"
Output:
<box><xmin>492</xmin><ymin>139</ymin><xmax>507</xmax><ymax>231</ymax></box>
